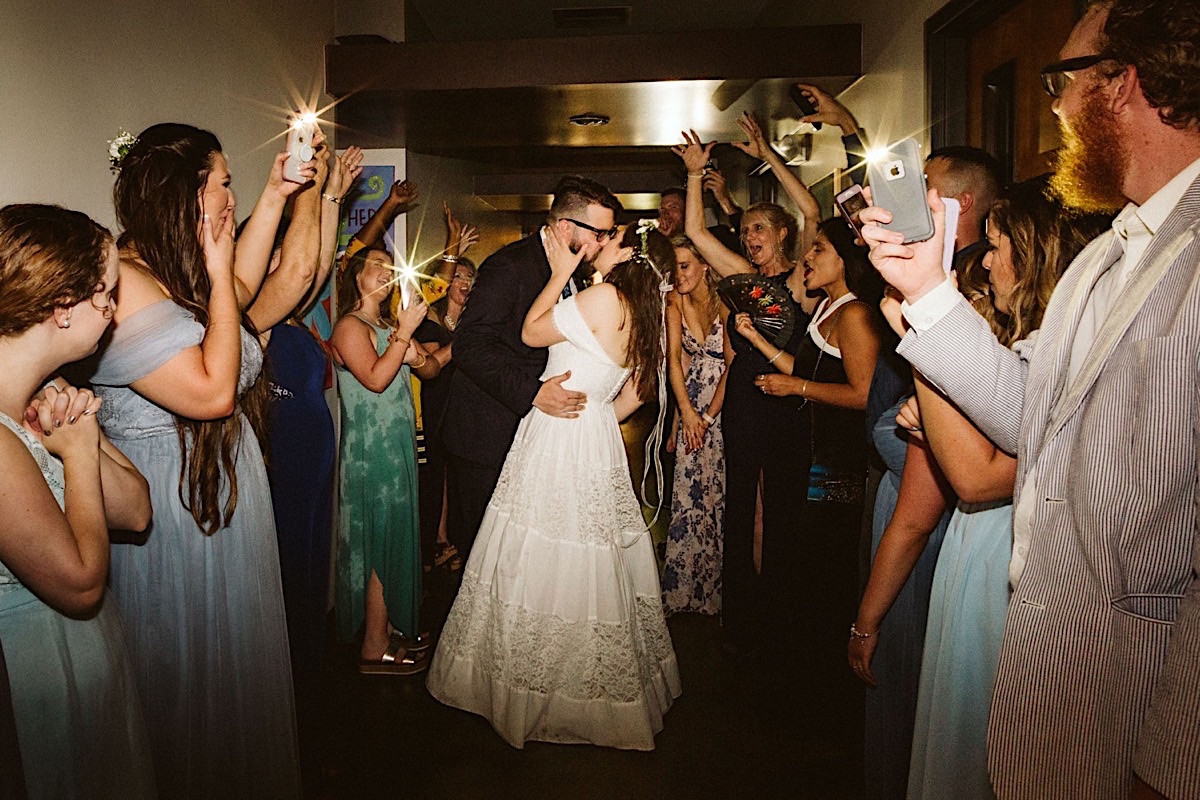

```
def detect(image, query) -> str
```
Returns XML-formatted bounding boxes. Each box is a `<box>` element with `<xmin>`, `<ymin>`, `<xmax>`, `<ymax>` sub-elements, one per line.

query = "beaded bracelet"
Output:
<box><xmin>849</xmin><ymin>623</ymin><xmax>876</xmax><ymax>640</ymax></box>
<box><xmin>442</xmin><ymin>254</ymin><xmax>459</xmax><ymax>263</ymax></box>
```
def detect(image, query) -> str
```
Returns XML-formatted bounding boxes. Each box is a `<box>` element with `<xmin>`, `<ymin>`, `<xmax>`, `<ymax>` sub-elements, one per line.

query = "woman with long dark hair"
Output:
<box><xmin>739</xmin><ymin>217</ymin><xmax>883</xmax><ymax>747</ymax></box>
<box><xmin>428</xmin><ymin>222</ymin><xmax>682</xmax><ymax>750</ymax></box>
<box><xmin>91</xmin><ymin>122</ymin><xmax>309</xmax><ymax>796</ymax></box>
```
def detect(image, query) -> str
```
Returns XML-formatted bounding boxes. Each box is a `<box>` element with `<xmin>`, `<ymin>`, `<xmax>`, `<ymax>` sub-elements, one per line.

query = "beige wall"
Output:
<box><xmin>404</xmin><ymin>151</ymin><xmax>525</xmax><ymax>270</ymax></box>
<box><xmin>758</xmin><ymin>0</ymin><xmax>950</xmax><ymax>187</ymax></box>
<box><xmin>0</xmin><ymin>0</ymin><xmax>335</xmax><ymax>230</ymax></box>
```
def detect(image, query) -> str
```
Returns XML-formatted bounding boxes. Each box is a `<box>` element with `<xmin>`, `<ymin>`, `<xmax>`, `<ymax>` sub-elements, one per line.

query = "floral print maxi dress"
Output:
<box><xmin>662</xmin><ymin>318</ymin><xmax>726</xmax><ymax>615</ymax></box>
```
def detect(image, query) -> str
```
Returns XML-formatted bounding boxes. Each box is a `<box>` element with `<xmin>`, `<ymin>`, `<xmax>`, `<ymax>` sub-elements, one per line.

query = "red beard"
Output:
<box><xmin>1049</xmin><ymin>86</ymin><xmax>1129</xmax><ymax>213</ymax></box>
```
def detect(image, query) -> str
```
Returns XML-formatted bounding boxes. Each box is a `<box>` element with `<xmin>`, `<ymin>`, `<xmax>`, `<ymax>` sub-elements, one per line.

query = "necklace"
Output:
<box><xmin>354</xmin><ymin>311</ymin><xmax>385</xmax><ymax>328</ymax></box>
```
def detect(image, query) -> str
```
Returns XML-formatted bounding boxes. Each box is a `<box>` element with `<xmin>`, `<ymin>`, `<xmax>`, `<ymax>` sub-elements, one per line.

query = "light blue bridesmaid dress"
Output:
<box><xmin>907</xmin><ymin>499</ymin><xmax>1012</xmax><ymax>799</ymax></box>
<box><xmin>0</xmin><ymin>411</ymin><xmax>155</xmax><ymax>799</ymax></box>
<box><xmin>92</xmin><ymin>300</ymin><xmax>300</xmax><ymax>798</ymax></box>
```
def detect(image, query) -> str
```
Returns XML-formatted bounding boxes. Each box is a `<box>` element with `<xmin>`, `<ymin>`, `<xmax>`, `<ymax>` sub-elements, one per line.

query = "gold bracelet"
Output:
<box><xmin>687</xmin><ymin>171</ymin><xmax>706</xmax><ymax>179</ymax></box>
<box><xmin>322</xmin><ymin>192</ymin><xmax>342</xmax><ymax>205</ymax></box>
<box><xmin>801</xmin><ymin>379</ymin><xmax>810</xmax><ymax>397</ymax></box>
<box><xmin>413</xmin><ymin>353</ymin><xmax>428</xmax><ymax>369</ymax></box>
<box><xmin>389</xmin><ymin>335</ymin><xmax>410</xmax><ymax>348</ymax></box>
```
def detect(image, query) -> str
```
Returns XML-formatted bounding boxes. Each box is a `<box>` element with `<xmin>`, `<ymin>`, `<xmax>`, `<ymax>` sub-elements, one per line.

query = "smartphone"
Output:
<box><xmin>283</xmin><ymin>115</ymin><xmax>317</xmax><ymax>183</ymax></box>
<box><xmin>835</xmin><ymin>184</ymin><xmax>868</xmax><ymax>238</ymax></box>
<box><xmin>866</xmin><ymin>138</ymin><xmax>935</xmax><ymax>243</ymax></box>
<box><xmin>788</xmin><ymin>85</ymin><xmax>822</xmax><ymax>130</ymax></box>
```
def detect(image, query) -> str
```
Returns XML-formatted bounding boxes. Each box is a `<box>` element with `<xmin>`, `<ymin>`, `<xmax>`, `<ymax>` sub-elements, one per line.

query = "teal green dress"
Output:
<box><xmin>335</xmin><ymin>317</ymin><xmax>422</xmax><ymax>641</ymax></box>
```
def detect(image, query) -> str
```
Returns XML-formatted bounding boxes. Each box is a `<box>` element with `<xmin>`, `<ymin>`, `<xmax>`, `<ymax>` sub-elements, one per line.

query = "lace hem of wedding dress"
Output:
<box><xmin>430</xmin><ymin>573</ymin><xmax>681</xmax><ymax>750</ymax></box>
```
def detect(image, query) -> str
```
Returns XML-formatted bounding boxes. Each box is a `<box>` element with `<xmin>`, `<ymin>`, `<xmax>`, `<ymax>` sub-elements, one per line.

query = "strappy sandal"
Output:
<box><xmin>390</xmin><ymin>630</ymin><xmax>433</xmax><ymax>654</ymax></box>
<box><xmin>434</xmin><ymin>542</ymin><xmax>459</xmax><ymax>569</ymax></box>
<box><xmin>358</xmin><ymin>638</ymin><xmax>428</xmax><ymax>676</ymax></box>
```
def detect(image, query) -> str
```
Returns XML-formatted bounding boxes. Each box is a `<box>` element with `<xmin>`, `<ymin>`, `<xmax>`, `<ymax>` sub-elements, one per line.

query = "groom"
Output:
<box><xmin>443</xmin><ymin>175</ymin><xmax>622</xmax><ymax>559</ymax></box>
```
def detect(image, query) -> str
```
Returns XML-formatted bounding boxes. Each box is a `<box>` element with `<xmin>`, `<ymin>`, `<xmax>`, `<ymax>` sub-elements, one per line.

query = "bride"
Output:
<box><xmin>427</xmin><ymin>221</ymin><xmax>682</xmax><ymax>750</ymax></box>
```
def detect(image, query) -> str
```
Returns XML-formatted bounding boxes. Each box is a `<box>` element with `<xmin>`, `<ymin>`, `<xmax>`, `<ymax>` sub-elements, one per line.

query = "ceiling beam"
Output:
<box><xmin>326</xmin><ymin>24</ymin><xmax>862</xmax><ymax>95</ymax></box>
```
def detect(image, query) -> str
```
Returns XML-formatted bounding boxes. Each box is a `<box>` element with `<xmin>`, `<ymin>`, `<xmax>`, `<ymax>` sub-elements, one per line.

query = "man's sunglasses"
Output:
<box><xmin>565</xmin><ymin>218</ymin><xmax>620</xmax><ymax>242</ymax></box>
<box><xmin>1040</xmin><ymin>53</ymin><xmax>1112</xmax><ymax>98</ymax></box>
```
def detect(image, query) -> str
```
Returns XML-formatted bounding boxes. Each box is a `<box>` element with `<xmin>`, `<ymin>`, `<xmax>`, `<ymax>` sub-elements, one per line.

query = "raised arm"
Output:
<box><xmin>300</xmin><ymin>146</ymin><xmax>363</xmax><ymax>316</ymax></box>
<box><xmin>732</xmin><ymin>112</ymin><xmax>820</xmax><ymax>259</ymax></box>
<box><xmin>355</xmin><ymin>179</ymin><xmax>418</xmax><ymax>251</ymax></box>
<box><xmin>862</xmin><ymin>194</ymin><xmax>1026</xmax><ymax>452</ymax></box>
<box><xmin>848</xmin><ymin>437</ymin><xmax>954</xmax><ymax>686</ymax></box>
<box><xmin>439</xmin><ymin>203</ymin><xmax>479</xmax><ymax>285</ymax></box>
<box><xmin>247</xmin><ymin>148</ymin><xmax>328</xmax><ymax>331</ymax></box>
<box><xmin>234</xmin><ymin>149</ymin><xmax>316</xmax><ymax>306</ymax></box>
<box><xmin>672</xmin><ymin>131</ymin><xmax>755</xmax><ymax>278</ymax></box>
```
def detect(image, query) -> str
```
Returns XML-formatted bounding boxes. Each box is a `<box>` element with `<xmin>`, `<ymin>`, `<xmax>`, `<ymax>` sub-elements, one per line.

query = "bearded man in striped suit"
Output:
<box><xmin>861</xmin><ymin>1</ymin><xmax>1200</xmax><ymax>797</ymax></box>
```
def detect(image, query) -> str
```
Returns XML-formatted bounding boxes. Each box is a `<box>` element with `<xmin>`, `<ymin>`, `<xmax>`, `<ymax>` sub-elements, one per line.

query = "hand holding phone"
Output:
<box><xmin>283</xmin><ymin>115</ymin><xmax>318</xmax><ymax>183</ymax></box>
<box><xmin>866</xmin><ymin>139</ymin><xmax>935</xmax><ymax>244</ymax></box>
<box><xmin>788</xmin><ymin>85</ymin><xmax>822</xmax><ymax>130</ymax></box>
<box><xmin>835</xmin><ymin>184</ymin><xmax>869</xmax><ymax>239</ymax></box>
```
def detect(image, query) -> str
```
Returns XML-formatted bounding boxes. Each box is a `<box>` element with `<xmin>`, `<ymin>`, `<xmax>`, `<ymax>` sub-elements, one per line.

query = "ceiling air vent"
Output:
<box><xmin>552</xmin><ymin>6</ymin><xmax>631</xmax><ymax>29</ymax></box>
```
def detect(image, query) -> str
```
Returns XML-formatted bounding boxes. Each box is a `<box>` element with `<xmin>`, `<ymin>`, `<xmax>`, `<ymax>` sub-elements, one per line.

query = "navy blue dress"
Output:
<box><xmin>264</xmin><ymin>322</ymin><xmax>335</xmax><ymax>717</ymax></box>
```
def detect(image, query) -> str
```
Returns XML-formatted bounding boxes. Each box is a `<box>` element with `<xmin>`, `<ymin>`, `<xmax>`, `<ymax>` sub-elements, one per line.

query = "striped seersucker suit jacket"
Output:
<box><xmin>896</xmin><ymin>174</ymin><xmax>1200</xmax><ymax>800</ymax></box>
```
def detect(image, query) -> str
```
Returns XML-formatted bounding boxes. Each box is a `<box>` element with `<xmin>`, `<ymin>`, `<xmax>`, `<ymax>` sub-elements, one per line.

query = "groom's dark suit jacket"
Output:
<box><xmin>443</xmin><ymin>232</ymin><xmax>552</xmax><ymax>470</ymax></box>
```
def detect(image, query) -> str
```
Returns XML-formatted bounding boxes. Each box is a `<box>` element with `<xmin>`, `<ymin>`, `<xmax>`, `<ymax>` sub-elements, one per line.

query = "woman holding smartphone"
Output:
<box><xmin>330</xmin><ymin>246</ymin><xmax>440</xmax><ymax>674</ymax></box>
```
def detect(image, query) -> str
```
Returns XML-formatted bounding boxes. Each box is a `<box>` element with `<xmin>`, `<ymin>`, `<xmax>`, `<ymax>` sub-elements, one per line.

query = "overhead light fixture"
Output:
<box><xmin>569</xmin><ymin>113</ymin><xmax>610</xmax><ymax>127</ymax></box>
<box><xmin>751</xmin><ymin>132</ymin><xmax>813</xmax><ymax>174</ymax></box>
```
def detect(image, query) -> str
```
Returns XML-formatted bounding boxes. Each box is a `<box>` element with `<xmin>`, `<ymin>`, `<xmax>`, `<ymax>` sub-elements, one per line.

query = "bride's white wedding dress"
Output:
<box><xmin>427</xmin><ymin>296</ymin><xmax>681</xmax><ymax>750</ymax></box>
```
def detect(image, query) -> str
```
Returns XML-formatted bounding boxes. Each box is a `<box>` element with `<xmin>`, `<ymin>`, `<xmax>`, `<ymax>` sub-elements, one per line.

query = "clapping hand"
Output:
<box><xmin>393</xmin><ymin>295</ymin><xmax>429</xmax><ymax>340</ymax></box>
<box><xmin>444</xmin><ymin>203</ymin><xmax>479</xmax><ymax>257</ymax></box>
<box><xmin>388</xmin><ymin>179</ymin><xmax>419</xmax><ymax>209</ymax></box>
<box><xmin>326</xmin><ymin>146</ymin><xmax>364</xmax><ymax>203</ymax></box>
<box><xmin>672</xmin><ymin>130</ymin><xmax>715</xmax><ymax>175</ymax></box>
<box><xmin>24</xmin><ymin>383</ymin><xmax>102</xmax><ymax>458</ymax></box>
<box><xmin>731</xmin><ymin>112</ymin><xmax>771</xmax><ymax>161</ymax></box>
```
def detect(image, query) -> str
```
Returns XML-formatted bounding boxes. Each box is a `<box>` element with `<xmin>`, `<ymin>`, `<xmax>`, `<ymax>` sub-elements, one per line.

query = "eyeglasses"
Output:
<box><xmin>565</xmin><ymin>218</ymin><xmax>620</xmax><ymax>243</ymax></box>
<box><xmin>1040</xmin><ymin>53</ymin><xmax>1112</xmax><ymax>98</ymax></box>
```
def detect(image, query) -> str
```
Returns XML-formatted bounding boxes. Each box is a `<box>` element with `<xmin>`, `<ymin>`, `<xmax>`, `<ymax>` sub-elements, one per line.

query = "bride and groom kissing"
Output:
<box><xmin>428</xmin><ymin>175</ymin><xmax>682</xmax><ymax>750</ymax></box>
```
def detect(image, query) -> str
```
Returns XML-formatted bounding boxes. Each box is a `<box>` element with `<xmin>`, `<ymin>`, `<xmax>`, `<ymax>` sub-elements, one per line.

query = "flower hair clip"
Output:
<box><xmin>108</xmin><ymin>129</ymin><xmax>137</xmax><ymax>174</ymax></box>
<box><xmin>632</xmin><ymin>218</ymin><xmax>669</xmax><ymax>287</ymax></box>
